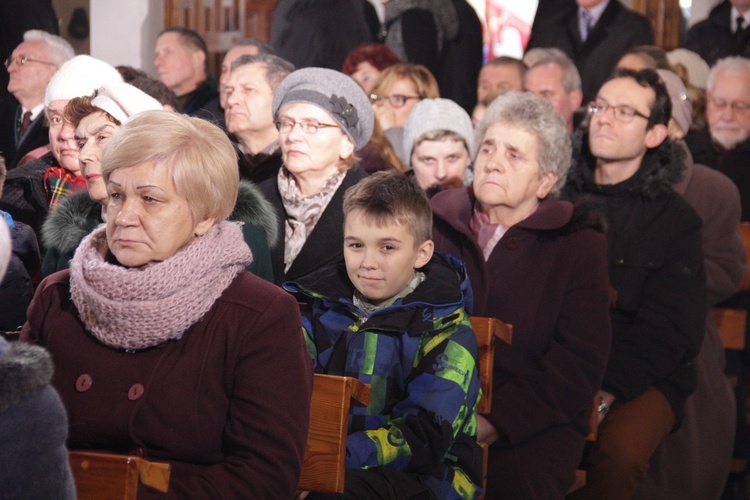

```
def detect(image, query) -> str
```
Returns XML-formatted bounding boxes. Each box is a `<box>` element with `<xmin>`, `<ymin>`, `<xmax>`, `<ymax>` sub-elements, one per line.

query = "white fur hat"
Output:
<box><xmin>92</xmin><ymin>81</ymin><xmax>162</xmax><ymax>124</ymax></box>
<box><xmin>667</xmin><ymin>49</ymin><xmax>710</xmax><ymax>89</ymax></box>
<box><xmin>44</xmin><ymin>55</ymin><xmax>123</xmax><ymax>106</ymax></box>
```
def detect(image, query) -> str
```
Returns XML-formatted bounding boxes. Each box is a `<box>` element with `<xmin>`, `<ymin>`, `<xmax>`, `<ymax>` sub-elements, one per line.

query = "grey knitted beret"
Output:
<box><xmin>403</xmin><ymin>98</ymin><xmax>475</xmax><ymax>159</ymax></box>
<box><xmin>272</xmin><ymin>67</ymin><xmax>374</xmax><ymax>151</ymax></box>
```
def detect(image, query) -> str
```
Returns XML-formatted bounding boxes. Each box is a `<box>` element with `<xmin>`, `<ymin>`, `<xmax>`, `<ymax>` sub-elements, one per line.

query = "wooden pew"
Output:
<box><xmin>68</xmin><ymin>451</ymin><xmax>170</xmax><ymax>499</ymax></box>
<box><xmin>470</xmin><ymin>316</ymin><xmax>513</xmax><ymax>500</ymax></box>
<box><xmin>298</xmin><ymin>373</ymin><xmax>371</xmax><ymax>494</ymax></box>
<box><xmin>713</xmin><ymin>222</ymin><xmax>750</xmax><ymax>351</ymax></box>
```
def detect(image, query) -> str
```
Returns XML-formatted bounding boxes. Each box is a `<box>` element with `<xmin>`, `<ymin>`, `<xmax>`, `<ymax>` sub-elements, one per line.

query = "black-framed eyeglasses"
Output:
<box><xmin>708</xmin><ymin>96</ymin><xmax>750</xmax><ymax>114</ymax></box>
<box><xmin>4</xmin><ymin>55</ymin><xmax>57</xmax><ymax>70</ymax></box>
<box><xmin>275</xmin><ymin>119</ymin><xmax>340</xmax><ymax>135</ymax></box>
<box><xmin>587</xmin><ymin>100</ymin><xmax>650</xmax><ymax>123</ymax></box>
<box><xmin>369</xmin><ymin>94</ymin><xmax>421</xmax><ymax>108</ymax></box>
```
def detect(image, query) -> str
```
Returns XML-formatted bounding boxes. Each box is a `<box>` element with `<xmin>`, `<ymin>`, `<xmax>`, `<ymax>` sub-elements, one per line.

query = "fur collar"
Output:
<box><xmin>231</xmin><ymin>180</ymin><xmax>279</xmax><ymax>249</ymax></box>
<box><xmin>0</xmin><ymin>339</ymin><xmax>53</xmax><ymax>413</ymax></box>
<box><xmin>41</xmin><ymin>190</ymin><xmax>102</xmax><ymax>255</ymax></box>
<box><xmin>566</xmin><ymin>123</ymin><xmax>687</xmax><ymax>200</ymax></box>
<box><xmin>41</xmin><ymin>180</ymin><xmax>279</xmax><ymax>254</ymax></box>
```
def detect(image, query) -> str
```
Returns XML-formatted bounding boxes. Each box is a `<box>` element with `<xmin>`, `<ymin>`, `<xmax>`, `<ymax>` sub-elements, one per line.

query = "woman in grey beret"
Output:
<box><xmin>259</xmin><ymin>67</ymin><xmax>374</xmax><ymax>284</ymax></box>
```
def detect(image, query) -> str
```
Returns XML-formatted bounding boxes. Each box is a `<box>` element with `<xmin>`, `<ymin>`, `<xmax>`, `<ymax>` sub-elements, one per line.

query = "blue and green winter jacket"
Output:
<box><xmin>284</xmin><ymin>253</ymin><xmax>483</xmax><ymax>499</ymax></box>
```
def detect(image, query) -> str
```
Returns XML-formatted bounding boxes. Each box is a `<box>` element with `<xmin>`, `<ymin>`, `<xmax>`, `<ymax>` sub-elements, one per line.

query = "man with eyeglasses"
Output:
<box><xmin>686</xmin><ymin>57</ymin><xmax>750</xmax><ymax>221</ymax></box>
<box><xmin>0</xmin><ymin>30</ymin><xmax>73</xmax><ymax>170</ymax></box>
<box><xmin>564</xmin><ymin>68</ymin><xmax>705</xmax><ymax>500</ymax></box>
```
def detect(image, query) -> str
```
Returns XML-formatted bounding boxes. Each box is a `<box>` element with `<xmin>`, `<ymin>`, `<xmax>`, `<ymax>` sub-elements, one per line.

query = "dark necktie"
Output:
<box><xmin>20</xmin><ymin>110</ymin><xmax>32</xmax><ymax>133</ymax></box>
<box><xmin>738</xmin><ymin>16</ymin><xmax>745</xmax><ymax>35</ymax></box>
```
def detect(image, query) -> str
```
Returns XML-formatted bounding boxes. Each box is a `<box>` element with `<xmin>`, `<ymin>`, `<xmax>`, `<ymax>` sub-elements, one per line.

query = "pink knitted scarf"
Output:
<box><xmin>69</xmin><ymin>221</ymin><xmax>253</xmax><ymax>350</ymax></box>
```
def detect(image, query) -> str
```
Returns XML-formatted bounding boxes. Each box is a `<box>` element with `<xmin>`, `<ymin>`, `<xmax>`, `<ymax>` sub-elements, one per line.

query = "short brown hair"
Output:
<box><xmin>102</xmin><ymin>111</ymin><xmax>239</xmax><ymax>223</ymax></box>
<box><xmin>343</xmin><ymin>171</ymin><xmax>432</xmax><ymax>245</ymax></box>
<box><xmin>64</xmin><ymin>95</ymin><xmax>120</xmax><ymax>129</ymax></box>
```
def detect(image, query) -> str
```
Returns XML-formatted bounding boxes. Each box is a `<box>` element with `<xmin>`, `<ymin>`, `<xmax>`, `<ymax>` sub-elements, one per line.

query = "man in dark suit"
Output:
<box><xmin>0</xmin><ymin>30</ymin><xmax>73</xmax><ymax>170</ymax></box>
<box><xmin>526</xmin><ymin>0</ymin><xmax>654</xmax><ymax>103</ymax></box>
<box><xmin>686</xmin><ymin>0</ymin><xmax>750</xmax><ymax>67</ymax></box>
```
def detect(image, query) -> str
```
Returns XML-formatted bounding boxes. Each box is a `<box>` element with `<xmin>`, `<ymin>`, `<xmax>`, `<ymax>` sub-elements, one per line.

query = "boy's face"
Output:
<box><xmin>344</xmin><ymin>210</ymin><xmax>434</xmax><ymax>306</ymax></box>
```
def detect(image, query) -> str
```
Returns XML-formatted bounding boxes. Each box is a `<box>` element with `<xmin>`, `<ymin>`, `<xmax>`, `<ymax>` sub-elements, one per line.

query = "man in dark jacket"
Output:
<box><xmin>154</xmin><ymin>27</ymin><xmax>221</xmax><ymax>123</ymax></box>
<box><xmin>224</xmin><ymin>53</ymin><xmax>293</xmax><ymax>185</ymax></box>
<box><xmin>686</xmin><ymin>56</ymin><xmax>750</xmax><ymax>220</ymax></box>
<box><xmin>526</xmin><ymin>0</ymin><xmax>654</xmax><ymax>103</ymax></box>
<box><xmin>685</xmin><ymin>0</ymin><xmax>750</xmax><ymax>66</ymax></box>
<box><xmin>564</xmin><ymin>68</ymin><xmax>706</xmax><ymax>499</ymax></box>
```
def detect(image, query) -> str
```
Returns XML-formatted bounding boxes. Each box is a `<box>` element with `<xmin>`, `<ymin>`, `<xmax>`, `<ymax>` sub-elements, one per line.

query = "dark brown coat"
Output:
<box><xmin>21</xmin><ymin>270</ymin><xmax>313</xmax><ymax>499</ymax></box>
<box><xmin>431</xmin><ymin>189</ymin><xmax>612</xmax><ymax>499</ymax></box>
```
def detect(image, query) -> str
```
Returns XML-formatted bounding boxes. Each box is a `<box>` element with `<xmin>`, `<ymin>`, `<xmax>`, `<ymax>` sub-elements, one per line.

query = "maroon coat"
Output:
<box><xmin>431</xmin><ymin>188</ymin><xmax>612</xmax><ymax>499</ymax></box>
<box><xmin>21</xmin><ymin>270</ymin><xmax>313</xmax><ymax>499</ymax></box>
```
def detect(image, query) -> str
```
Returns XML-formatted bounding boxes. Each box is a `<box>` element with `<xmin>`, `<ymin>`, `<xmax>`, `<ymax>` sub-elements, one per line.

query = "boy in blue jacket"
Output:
<box><xmin>285</xmin><ymin>171</ymin><xmax>482</xmax><ymax>499</ymax></box>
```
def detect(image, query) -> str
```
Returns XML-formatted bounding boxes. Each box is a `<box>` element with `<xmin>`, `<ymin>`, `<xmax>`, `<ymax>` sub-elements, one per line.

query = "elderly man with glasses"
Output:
<box><xmin>0</xmin><ymin>30</ymin><xmax>74</xmax><ymax>170</ymax></box>
<box><xmin>686</xmin><ymin>56</ymin><xmax>750</xmax><ymax>221</ymax></box>
<box><xmin>563</xmin><ymin>68</ymin><xmax>705</xmax><ymax>500</ymax></box>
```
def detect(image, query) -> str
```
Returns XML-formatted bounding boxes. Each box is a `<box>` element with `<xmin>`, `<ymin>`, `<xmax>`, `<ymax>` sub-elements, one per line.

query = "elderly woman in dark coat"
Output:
<box><xmin>22</xmin><ymin>111</ymin><xmax>313</xmax><ymax>498</ymax></box>
<box><xmin>259</xmin><ymin>67</ymin><xmax>373</xmax><ymax>284</ymax></box>
<box><xmin>430</xmin><ymin>92</ymin><xmax>612</xmax><ymax>498</ymax></box>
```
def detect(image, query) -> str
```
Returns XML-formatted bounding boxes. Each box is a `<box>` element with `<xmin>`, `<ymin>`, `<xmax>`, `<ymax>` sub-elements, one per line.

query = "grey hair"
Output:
<box><xmin>23</xmin><ymin>30</ymin><xmax>75</xmax><ymax>66</ymax></box>
<box><xmin>474</xmin><ymin>91</ymin><xmax>572</xmax><ymax>195</ymax></box>
<box><xmin>524</xmin><ymin>47</ymin><xmax>582</xmax><ymax>93</ymax></box>
<box><xmin>232</xmin><ymin>37</ymin><xmax>275</xmax><ymax>56</ymax></box>
<box><xmin>706</xmin><ymin>56</ymin><xmax>750</xmax><ymax>94</ymax></box>
<box><xmin>231</xmin><ymin>54</ymin><xmax>295</xmax><ymax>92</ymax></box>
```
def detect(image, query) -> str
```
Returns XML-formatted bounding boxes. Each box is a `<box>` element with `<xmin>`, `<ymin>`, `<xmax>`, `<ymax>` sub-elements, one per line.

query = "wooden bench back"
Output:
<box><xmin>469</xmin><ymin>316</ymin><xmax>513</xmax><ymax>415</ymax></box>
<box><xmin>68</xmin><ymin>451</ymin><xmax>170</xmax><ymax>499</ymax></box>
<box><xmin>298</xmin><ymin>373</ymin><xmax>371</xmax><ymax>493</ymax></box>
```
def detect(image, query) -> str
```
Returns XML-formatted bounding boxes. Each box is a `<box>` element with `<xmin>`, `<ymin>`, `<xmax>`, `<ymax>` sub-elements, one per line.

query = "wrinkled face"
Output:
<box><xmin>47</xmin><ymin>100</ymin><xmax>80</xmax><ymax>175</ymax></box>
<box><xmin>477</xmin><ymin>64</ymin><xmax>523</xmax><ymax>102</ymax></box>
<box><xmin>473</xmin><ymin>122</ymin><xmax>556</xmax><ymax>222</ymax></box>
<box><xmin>278</xmin><ymin>102</ymin><xmax>353</xmax><ymax>179</ymax></box>
<box><xmin>219</xmin><ymin>45</ymin><xmax>261</xmax><ymax>108</ymax></box>
<box><xmin>352</xmin><ymin>61</ymin><xmax>381</xmax><ymax>94</ymax></box>
<box><xmin>410</xmin><ymin>138</ymin><xmax>471</xmax><ymax>190</ymax></box>
<box><xmin>154</xmin><ymin>32</ymin><xmax>204</xmax><ymax>96</ymax></box>
<box><xmin>76</xmin><ymin>111</ymin><xmax>120</xmax><ymax>204</ymax></box>
<box><xmin>707</xmin><ymin>68</ymin><xmax>750</xmax><ymax>150</ymax></box>
<box><xmin>225</xmin><ymin>63</ymin><xmax>275</xmax><ymax>137</ymax></box>
<box><xmin>524</xmin><ymin>63</ymin><xmax>582</xmax><ymax>130</ymax></box>
<box><xmin>373</xmin><ymin>77</ymin><xmax>421</xmax><ymax>127</ymax></box>
<box><xmin>106</xmin><ymin>161</ymin><xmax>214</xmax><ymax>268</ymax></box>
<box><xmin>588</xmin><ymin>78</ymin><xmax>656</xmax><ymax>164</ymax></box>
<box><xmin>344</xmin><ymin>210</ymin><xmax>432</xmax><ymax>306</ymax></box>
<box><xmin>6</xmin><ymin>39</ymin><xmax>57</xmax><ymax>104</ymax></box>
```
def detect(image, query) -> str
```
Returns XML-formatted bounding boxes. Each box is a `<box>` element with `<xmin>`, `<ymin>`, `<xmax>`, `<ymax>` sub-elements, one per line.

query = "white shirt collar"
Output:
<box><xmin>22</xmin><ymin>103</ymin><xmax>45</xmax><ymax>122</ymax></box>
<box><xmin>732</xmin><ymin>6</ymin><xmax>750</xmax><ymax>33</ymax></box>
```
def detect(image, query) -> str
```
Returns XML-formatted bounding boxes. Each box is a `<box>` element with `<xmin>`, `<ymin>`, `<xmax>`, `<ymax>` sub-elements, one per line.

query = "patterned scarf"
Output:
<box><xmin>69</xmin><ymin>221</ymin><xmax>253</xmax><ymax>350</ymax></box>
<box><xmin>44</xmin><ymin>166</ymin><xmax>87</xmax><ymax>210</ymax></box>
<box><xmin>278</xmin><ymin>167</ymin><xmax>345</xmax><ymax>272</ymax></box>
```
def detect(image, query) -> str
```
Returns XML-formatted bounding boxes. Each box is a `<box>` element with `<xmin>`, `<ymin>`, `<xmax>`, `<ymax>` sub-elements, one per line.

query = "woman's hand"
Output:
<box><xmin>477</xmin><ymin>415</ymin><xmax>499</xmax><ymax>445</ymax></box>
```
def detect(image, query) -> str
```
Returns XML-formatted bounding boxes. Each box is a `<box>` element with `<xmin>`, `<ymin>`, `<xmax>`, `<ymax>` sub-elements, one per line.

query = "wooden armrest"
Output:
<box><xmin>69</xmin><ymin>451</ymin><xmax>170</xmax><ymax>499</ymax></box>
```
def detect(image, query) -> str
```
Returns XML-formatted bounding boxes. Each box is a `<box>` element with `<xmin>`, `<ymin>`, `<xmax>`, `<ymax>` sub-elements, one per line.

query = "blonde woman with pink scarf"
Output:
<box><xmin>21</xmin><ymin>110</ymin><xmax>313</xmax><ymax>498</ymax></box>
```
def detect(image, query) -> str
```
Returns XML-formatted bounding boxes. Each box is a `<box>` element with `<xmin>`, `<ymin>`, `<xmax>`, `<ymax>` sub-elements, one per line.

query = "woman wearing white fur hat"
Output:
<box><xmin>0</xmin><ymin>55</ymin><xmax>122</xmax><ymax>237</ymax></box>
<box><xmin>41</xmin><ymin>81</ymin><xmax>278</xmax><ymax>281</ymax></box>
<box><xmin>259</xmin><ymin>66</ymin><xmax>374</xmax><ymax>285</ymax></box>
